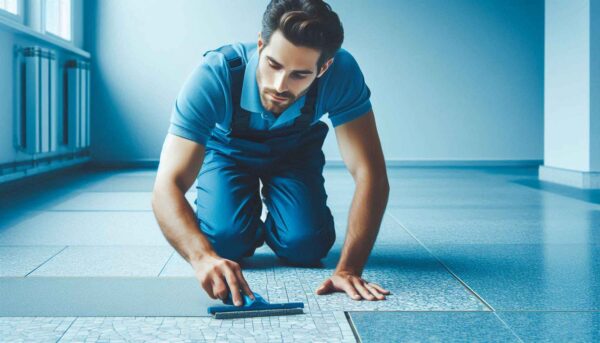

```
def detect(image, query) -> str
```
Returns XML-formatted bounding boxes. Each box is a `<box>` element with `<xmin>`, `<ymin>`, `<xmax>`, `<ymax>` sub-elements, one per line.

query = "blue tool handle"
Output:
<box><xmin>223</xmin><ymin>291</ymin><xmax>266</xmax><ymax>306</ymax></box>
<box><xmin>207</xmin><ymin>291</ymin><xmax>304</xmax><ymax>315</ymax></box>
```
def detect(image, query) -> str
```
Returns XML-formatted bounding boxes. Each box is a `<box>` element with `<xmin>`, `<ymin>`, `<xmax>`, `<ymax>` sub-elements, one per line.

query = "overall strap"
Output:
<box><xmin>208</xmin><ymin>44</ymin><xmax>251</xmax><ymax>132</ymax></box>
<box><xmin>294</xmin><ymin>78</ymin><xmax>319</xmax><ymax>128</ymax></box>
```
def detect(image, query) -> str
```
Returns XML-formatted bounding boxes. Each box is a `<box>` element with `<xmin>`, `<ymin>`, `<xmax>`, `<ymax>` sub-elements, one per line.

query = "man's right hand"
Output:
<box><xmin>191</xmin><ymin>254</ymin><xmax>254</xmax><ymax>306</ymax></box>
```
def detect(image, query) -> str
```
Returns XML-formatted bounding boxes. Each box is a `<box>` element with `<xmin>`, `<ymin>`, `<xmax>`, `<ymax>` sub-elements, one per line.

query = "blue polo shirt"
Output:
<box><xmin>168</xmin><ymin>42</ymin><xmax>372</xmax><ymax>146</ymax></box>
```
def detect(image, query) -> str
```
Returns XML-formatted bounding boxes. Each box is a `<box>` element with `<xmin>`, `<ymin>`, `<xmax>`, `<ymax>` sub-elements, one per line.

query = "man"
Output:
<box><xmin>152</xmin><ymin>0</ymin><xmax>390</xmax><ymax>307</ymax></box>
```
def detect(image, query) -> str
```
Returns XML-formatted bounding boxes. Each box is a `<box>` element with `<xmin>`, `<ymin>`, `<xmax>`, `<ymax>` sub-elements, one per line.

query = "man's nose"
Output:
<box><xmin>273</xmin><ymin>72</ymin><xmax>288</xmax><ymax>93</ymax></box>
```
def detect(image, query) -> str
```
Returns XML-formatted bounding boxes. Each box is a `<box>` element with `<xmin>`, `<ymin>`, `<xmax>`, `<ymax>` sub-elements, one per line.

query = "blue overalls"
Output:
<box><xmin>195</xmin><ymin>45</ymin><xmax>336</xmax><ymax>266</ymax></box>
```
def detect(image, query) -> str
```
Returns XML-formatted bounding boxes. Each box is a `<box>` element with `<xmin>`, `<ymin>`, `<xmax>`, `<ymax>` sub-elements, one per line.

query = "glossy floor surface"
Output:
<box><xmin>0</xmin><ymin>166</ymin><xmax>599</xmax><ymax>342</ymax></box>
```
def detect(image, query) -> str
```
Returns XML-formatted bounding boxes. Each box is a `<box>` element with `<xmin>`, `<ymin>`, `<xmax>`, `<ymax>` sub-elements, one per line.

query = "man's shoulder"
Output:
<box><xmin>202</xmin><ymin>41</ymin><xmax>258</xmax><ymax>67</ymax></box>
<box><xmin>328</xmin><ymin>48</ymin><xmax>361</xmax><ymax>76</ymax></box>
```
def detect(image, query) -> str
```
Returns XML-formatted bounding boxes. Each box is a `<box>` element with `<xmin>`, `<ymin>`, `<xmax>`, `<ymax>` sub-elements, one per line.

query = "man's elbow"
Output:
<box><xmin>354</xmin><ymin>168</ymin><xmax>389</xmax><ymax>193</ymax></box>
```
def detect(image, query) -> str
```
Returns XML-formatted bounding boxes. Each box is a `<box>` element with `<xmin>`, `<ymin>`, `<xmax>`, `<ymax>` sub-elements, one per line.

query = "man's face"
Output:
<box><xmin>256</xmin><ymin>30</ymin><xmax>331</xmax><ymax>115</ymax></box>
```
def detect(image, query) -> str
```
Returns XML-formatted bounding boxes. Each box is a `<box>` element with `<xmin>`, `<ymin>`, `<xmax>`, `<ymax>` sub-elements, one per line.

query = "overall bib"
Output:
<box><xmin>195</xmin><ymin>45</ymin><xmax>336</xmax><ymax>266</ymax></box>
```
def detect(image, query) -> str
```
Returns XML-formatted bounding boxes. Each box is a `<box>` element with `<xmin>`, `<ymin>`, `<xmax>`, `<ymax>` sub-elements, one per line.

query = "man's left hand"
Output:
<box><xmin>315</xmin><ymin>271</ymin><xmax>390</xmax><ymax>301</ymax></box>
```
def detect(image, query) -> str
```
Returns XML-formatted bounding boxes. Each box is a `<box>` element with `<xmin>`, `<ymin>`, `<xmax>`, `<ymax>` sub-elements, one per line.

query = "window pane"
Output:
<box><xmin>0</xmin><ymin>0</ymin><xmax>18</xmax><ymax>15</ymax></box>
<box><xmin>45</xmin><ymin>0</ymin><xmax>71</xmax><ymax>40</ymax></box>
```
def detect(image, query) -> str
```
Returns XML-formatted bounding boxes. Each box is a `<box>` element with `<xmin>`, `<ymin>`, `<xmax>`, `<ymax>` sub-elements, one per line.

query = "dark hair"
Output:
<box><xmin>261</xmin><ymin>0</ymin><xmax>344</xmax><ymax>69</ymax></box>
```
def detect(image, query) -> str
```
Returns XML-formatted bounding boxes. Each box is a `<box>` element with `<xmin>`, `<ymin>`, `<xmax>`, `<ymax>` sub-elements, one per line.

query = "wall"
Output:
<box><xmin>0</xmin><ymin>0</ymin><xmax>86</xmax><ymax>167</ymax></box>
<box><xmin>86</xmin><ymin>0</ymin><xmax>545</xmax><ymax>163</ymax></box>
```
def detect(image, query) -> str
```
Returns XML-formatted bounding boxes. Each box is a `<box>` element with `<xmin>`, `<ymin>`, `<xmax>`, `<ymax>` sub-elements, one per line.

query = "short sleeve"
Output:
<box><xmin>322</xmin><ymin>49</ymin><xmax>372</xmax><ymax>127</ymax></box>
<box><xmin>168</xmin><ymin>51</ymin><xmax>229</xmax><ymax>146</ymax></box>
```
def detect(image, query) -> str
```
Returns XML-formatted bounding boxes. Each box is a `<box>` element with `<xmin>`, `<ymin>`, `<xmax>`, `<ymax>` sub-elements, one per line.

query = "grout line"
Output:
<box><xmin>55</xmin><ymin>317</ymin><xmax>77</xmax><ymax>343</ymax></box>
<box><xmin>24</xmin><ymin>245</ymin><xmax>70</xmax><ymax>277</ymax></box>
<box><xmin>492</xmin><ymin>311</ymin><xmax>526</xmax><ymax>343</ymax></box>
<box><xmin>387</xmin><ymin>212</ymin><xmax>496</xmax><ymax>312</ymax></box>
<box><xmin>344</xmin><ymin>311</ymin><xmax>362</xmax><ymax>343</ymax></box>
<box><xmin>157</xmin><ymin>250</ymin><xmax>176</xmax><ymax>277</ymax></box>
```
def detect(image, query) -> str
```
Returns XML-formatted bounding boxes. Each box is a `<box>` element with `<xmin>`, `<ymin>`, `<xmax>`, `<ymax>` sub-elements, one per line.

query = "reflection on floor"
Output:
<box><xmin>1</xmin><ymin>165</ymin><xmax>599</xmax><ymax>342</ymax></box>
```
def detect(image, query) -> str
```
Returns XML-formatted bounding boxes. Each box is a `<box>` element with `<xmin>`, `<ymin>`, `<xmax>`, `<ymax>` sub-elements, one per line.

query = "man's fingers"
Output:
<box><xmin>235</xmin><ymin>268</ymin><xmax>254</xmax><ymax>300</ymax></box>
<box><xmin>368</xmin><ymin>283</ymin><xmax>391</xmax><ymax>294</ymax></box>
<box><xmin>352</xmin><ymin>279</ymin><xmax>375</xmax><ymax>301</ymax></box>
<box><xmin>316</xmin><ymin>278</ymin><xmax>333</xmax><ymax>295</ymax></box>
<box><xmin>340</xmin><ymin>279</ymin><xmax>361</xmax><ymax>300</ymax></box>
<box><xmin>224</xmin><ymin>270</ymin><xmax>243</xmax><ymax>306</ymax></box>
<box><xmin>212</xmin><ymin>276</ymin><xmax>228</xmax><ymax>300</ymax></box>
<box><xmin>368</xmin><ymin>282</ymin><xmax>390</xmax><ymax>293</ymax></box>
<box><xmin>365</xmin><ymin>283</ymin><xmax>385</xmax><ymax>300</ymax></box>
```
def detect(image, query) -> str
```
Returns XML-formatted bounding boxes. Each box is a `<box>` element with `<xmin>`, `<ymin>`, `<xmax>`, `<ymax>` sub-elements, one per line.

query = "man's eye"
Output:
<box><xmin>268</xmin><ymin>62</ymin><xmax>280</xmax><ymax>69</ymax></box>
<box><xmin>291</xmin><ymin>74</ymin><xmax>306</xmax><ymax>80</ymax></box>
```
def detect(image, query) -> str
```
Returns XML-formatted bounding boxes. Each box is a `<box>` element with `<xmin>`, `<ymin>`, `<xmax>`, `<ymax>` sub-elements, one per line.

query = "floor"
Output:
<box><xmin>0</xmin><ymin>165</ymin><xmax>599</xmax><ymax>342</ymax></box>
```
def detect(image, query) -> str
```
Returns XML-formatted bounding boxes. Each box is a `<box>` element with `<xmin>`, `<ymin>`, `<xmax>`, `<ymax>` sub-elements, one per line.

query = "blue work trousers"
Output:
<box><xmin>195</xmin><ymin>121</ymin><xmax>335</xmax><ymax>266</ymax></box>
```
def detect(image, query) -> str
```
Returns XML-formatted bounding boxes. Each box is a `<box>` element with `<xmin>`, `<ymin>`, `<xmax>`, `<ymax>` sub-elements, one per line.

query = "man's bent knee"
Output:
<box><xmin>199</xmin><ymin>219</ymin><xmax>262</xmax><ymax>262</ymax></box>
<box><xmin>274</xmin><ymin>225</ymin><xmax>335</xmax><ymax>266</ymax></box>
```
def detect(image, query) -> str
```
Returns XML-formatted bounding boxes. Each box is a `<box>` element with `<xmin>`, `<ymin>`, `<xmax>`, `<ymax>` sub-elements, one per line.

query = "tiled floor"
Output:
<box><xmin>1</xmin><ymin>165</ymin><xmax>599</xmax><ymax>342</ymax></box>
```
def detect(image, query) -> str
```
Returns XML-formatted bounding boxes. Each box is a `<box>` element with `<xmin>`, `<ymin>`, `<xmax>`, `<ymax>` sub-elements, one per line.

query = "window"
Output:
<box><xmin>0</xmin><ymin>0</ymin><xmax>18</xmax><ymax>15</ymax></box>
<box><xmin>45</xmin><ymin>0</ymin><xmax>71</xmax><ymax>41</ymax></box>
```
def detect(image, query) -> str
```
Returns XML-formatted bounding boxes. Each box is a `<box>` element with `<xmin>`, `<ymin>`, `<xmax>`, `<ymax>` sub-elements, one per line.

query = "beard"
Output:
<box><xmin>259</xmin><ymin>85</ymin><xmax>311</xmax><ymax>116</ymax></box>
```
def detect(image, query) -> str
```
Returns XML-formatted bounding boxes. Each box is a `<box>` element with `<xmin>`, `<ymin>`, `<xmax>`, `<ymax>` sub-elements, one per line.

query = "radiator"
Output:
<box><xmin>16</xmin><ymin>46</ymin><xmax>58</xmax><ymax>155</ymax></box>
<box><xmin>65</xmin><ymin>59</ymin><xmax>90</xmax><ymax>149</ymax></box>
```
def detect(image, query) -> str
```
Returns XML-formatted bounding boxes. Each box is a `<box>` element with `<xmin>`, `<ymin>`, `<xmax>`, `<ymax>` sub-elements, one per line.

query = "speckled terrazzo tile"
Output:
<box><xmin>389</xmin><ymin>206</ymin><xmax>600</xmax><ymax>245</ymax></box>
<box><xmin>163</xmin><ymin>244</ymin><xmax>487</xmax><ymax>311</ymax></box>
<box><xmin>350</xmin><ymin>311</ymin><xmax>520</xmax><ymax>343</ymax></box>
<box><xmin>0</xmin><ymin>317</ymin><xmax>76</xmax><ymax>342</ymax></box>
<box><xmin>0</xmin><ymin>245</ymin><xmax>65</xmax><ymax>276</ymax></box>
<box><xmin>47</xmin><ymin>313</ymin><xmax>356</xmax><ymax>343</ymax></box>
<box><xmin>49</xmin><ymin>191</ymin><xmax>196</xmax><ymax>211</ymax></box>
<box><xmin>331</xmin><ymin>211</ymin><xmax>416</xmax><ymax>246</ymax></box>
<box><xmin>291</xmin><ymin>248</ymin><xmax>488</xmax><ymax>311</ymax></box>
<box><xmin>29</xmin><ymin>246</ymin><xmax>174</xmax><ymax>276</ymax></box>
<box><xmin>425</xmin><ymin>243</ymin><xmax>600</xmax><ymax>311</ymax></box>
<box><xmin>496</xmin><ymin>311</ymin><xmax>600</xmax><ymax>342</ymax></box>
<box><xmin>0</xmin><ymin>211</ymin><xmax>168</xmax><ymax>245</ymax></box>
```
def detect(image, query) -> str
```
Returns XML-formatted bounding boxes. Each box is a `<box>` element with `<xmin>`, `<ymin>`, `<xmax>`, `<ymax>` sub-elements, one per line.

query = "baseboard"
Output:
<box><xmin>0</xmin><ymin>157</ymin><xmax>91</xmax><ymax>185</ymax></box>
<box><xmin>539</xmin><ymin>165</ymin><xmax>600</xmax><ymax>189</ymax></box>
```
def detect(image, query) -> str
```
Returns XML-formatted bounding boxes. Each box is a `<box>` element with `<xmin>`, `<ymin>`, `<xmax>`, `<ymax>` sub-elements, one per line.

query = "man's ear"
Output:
<box><xmin>257</xmin><ymin>32</ymin><xmax>264</xmax><ymax>52</ymax></box>
<box><xmin>317</xmin><ymin>58</ymin><xmax>334</xmax><ymax>78</ymax></box>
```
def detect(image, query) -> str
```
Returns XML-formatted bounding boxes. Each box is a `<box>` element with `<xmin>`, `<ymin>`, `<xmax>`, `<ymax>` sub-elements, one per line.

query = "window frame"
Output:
<box><xmin>0</xmin><ymin>0</ymin><xmax>24</xmax><ymax>24</ymax></box>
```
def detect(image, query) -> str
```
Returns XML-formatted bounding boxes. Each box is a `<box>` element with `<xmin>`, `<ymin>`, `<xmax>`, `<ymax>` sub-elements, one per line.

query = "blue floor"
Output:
<box><xmin>1</xmin><ymin>165</ymin><xmax>599</xmax><ymax>342</ymax></box>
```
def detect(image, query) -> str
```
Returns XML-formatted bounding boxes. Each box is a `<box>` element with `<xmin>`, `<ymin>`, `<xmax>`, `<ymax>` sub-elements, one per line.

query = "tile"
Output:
<box><xmin>0</xmin><ymin>246</ymin><xmax>65</xmax><ymax>276</ymax></box>
<box><xmin>85</xmin><ymin>175</ymin><xmax>162</xmax><ymax>192</ymax></box>
<box><xmin>389</xmin><ymin>206</ymin><xmax>600</xmax><ymax>244</ymax></box>
<box><xmin>514</xmin><ymin>178</ymin><xmax>600</xmax><ymax>206</ymax></box>
<box><xmin>350</xmin><ymin>311</ymin><xmax>520</xmax><ymax>342</ymax></box>
<box><xmin>163</xmin><ymin>244</ymin><xmax>489</xmax><ymax>312</ymax></box>
<box><xmin>497</xmin><ymin>311</ymin><xmax>600</xmax><ymax>342</ymax></box>
<box><xmin>0</xmin><ymin>277</ymin><xmax>219</xmax><ymax>316</ymax></box>
<box><xmin>326</xmin><ymin>185</ymin><xmax>551</xmax><ymax>211</ymax></box>
<box><xmin>30</xmin><ymin>246</ymin><xmax>174</xmax><ymax>276</ymax></box>
<box><xmin>332</xmin><ymin>211</ymin><xmax>417</xmax><ymax>246</ymax></box>
<box><xmin>0</xmin><ymin>211</ymin><xmax>170</xmax><ymax>245</ymax></box>
<box><xmin>49</xmin><ymin>191</ymin><xmax>196</xmax><ymax>211</ymax></box>
<box><xmin>0</xmin><ymin>171</ymin><xmax>110</xmax><ymax>213</ymax></box>
<box><xmin>0</xmin><ymin>317</ymin><xmax>75</xmax><ymax>342</ymax></box>
<box><xmin>306</xmin><ymin>245</ymin><xmax>488</xmax><ymax>311</ymax></box>
<box><xmin>54</xmin><ymin>313</ymin><xmax>355</xmax><ymax>343</ymax></box>
<box><xmin>425</xmin><ymin>243</ymin><xmax>600</xmax><ymax>311</ymax></box>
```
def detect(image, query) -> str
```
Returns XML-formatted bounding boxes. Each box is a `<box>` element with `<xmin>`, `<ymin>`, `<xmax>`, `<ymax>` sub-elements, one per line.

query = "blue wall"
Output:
<box><xmin>85</xmin><ymin>0</ymin><xmax>544</xmax><ymax>163</ymax></box>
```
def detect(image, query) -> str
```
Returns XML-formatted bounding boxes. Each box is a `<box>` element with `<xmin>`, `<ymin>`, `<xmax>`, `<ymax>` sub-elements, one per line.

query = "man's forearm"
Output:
<box><xmin>152</xmin><ymin>184</ymin><xmax>217</xmax><ymax>269</ymax></box>
<box><xmin>335</xmin><ymin>176</ymin><xmax>389</xmax><ymax>275</ymax></box>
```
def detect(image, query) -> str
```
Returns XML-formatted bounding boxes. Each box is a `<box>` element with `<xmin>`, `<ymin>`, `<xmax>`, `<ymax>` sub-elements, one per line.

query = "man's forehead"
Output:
<box><xmin>264</xmin><ymin>54</ymin><xmax>314</xmax><ymax>75</ymax></box>
<box><xmin>263</xmin><ymin>31</ymin><xmax>320</xmax><ymax>71</ymax></box>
